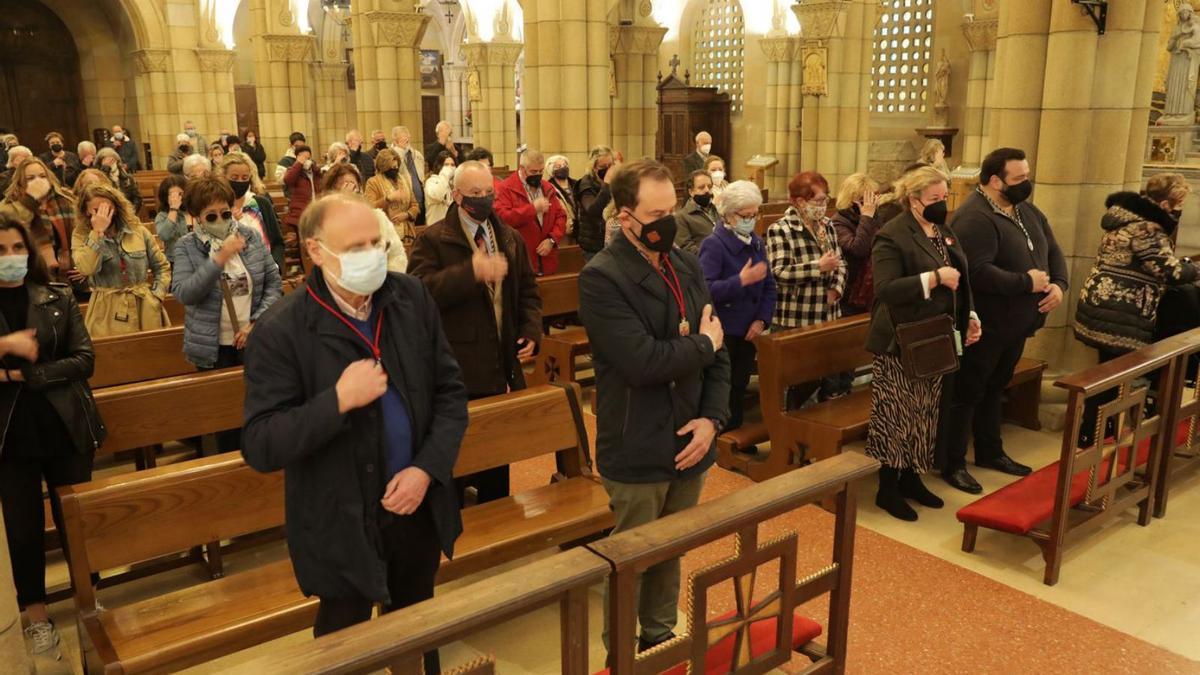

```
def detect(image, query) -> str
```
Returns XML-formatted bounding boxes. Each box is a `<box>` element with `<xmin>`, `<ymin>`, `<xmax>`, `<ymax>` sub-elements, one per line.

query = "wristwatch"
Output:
<box><xmin>708</xmin><ymin>417</ymin><xmax>726</xmax><ymax>434</ymax></box>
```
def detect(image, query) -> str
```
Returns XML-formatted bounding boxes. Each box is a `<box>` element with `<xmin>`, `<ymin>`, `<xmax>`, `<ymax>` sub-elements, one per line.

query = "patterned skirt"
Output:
<box><xmin>864</xmin><ymin>353</ymin><xmax>942</xmax><ymax>472</ymax></box>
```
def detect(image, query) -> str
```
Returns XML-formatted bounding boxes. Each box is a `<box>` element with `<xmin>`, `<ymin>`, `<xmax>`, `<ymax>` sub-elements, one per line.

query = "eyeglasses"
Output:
<box><xmin>202</xmin><ymin>210</ymin><xmax>233</xmax><ymax>223</ymax></box>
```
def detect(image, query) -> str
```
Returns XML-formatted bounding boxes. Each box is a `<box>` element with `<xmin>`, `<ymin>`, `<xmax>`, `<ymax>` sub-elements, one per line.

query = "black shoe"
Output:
<box><xmin>734</xmin><ymin>444</ymin><xmax>758</xmax><ymax>455</ymax></box>
<box><xmin>942</xmin><ymin>467</ymin><xmax>983</xmax><ymax>494</ymax></box>
<box><xmin>638</xmin><ymin>632</ymin><xmax>676</xmax><ymax>653</ymax></box>
<box><xmin>976</xmin><ymin>454</ymin><xmax>1032</xmax><ymax>477</ymax></box>
<box><xmin>899</xmin><ymin>470</ymin><xmax>944</xmax><ymax>508</ymax></box>
<box><xmin>875</xmin><ymin>466</ymin><xmax>918</xmax><ymax>521</ymax></box>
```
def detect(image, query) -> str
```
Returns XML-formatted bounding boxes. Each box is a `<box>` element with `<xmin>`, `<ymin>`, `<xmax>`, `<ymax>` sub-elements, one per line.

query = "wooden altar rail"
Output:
<box><xmin>231</xmin><ymin>452</ymin><xmax>879</xmax><ymax>674</ymax></box>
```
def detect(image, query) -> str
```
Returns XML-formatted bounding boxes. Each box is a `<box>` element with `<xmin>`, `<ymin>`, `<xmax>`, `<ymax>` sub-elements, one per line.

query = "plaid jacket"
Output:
<box><xmin>766</xmin><ymin>206</ymin><xmax>847</xmax><ymax>329</ymax></box>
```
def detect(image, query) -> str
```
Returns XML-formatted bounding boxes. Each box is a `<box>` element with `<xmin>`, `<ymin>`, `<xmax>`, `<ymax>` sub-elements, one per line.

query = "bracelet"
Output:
<box><xmin>933</xmin><ymin>269</ymin><xmax>942</xmax><ymax>287</ymax></box>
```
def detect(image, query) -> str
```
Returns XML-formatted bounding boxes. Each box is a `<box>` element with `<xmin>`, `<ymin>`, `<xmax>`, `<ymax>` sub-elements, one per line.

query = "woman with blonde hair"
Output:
<box><xmin>831</xmin><ymin>172</ymin><xmax>883</xmax><ymax>315</ymax></box>
<box><xmin>364</xmin><ymin>148</ymin><xmax>420</xmax><ymax>244</ymax></box>
<box><xmin>96</xmin><ymin>147</ymin><xmax>142</xmax><ymax>213</ymax></box>
<box><xmin>918</xmin><ymin>139</ymin><xmax>949</xmax><ymax>173</ymax></box>
<box><xmin>0</xmin><ymin>157</ymin><xmax>76</xmax><ymax>282</ymax></box>
<box><xmin>71</xmin><ymin>182</ymin><xmax>170</xmax><ymax>336</ymax></box>
<box><xmin>217</xmin><ymin>152</ymin><xmax>286</xmax><ymax>271</ymax></box>
<box><xmin>864</xmin><ymin>164</ymin><xmax>978</xmax><ymax>521</ymax></box>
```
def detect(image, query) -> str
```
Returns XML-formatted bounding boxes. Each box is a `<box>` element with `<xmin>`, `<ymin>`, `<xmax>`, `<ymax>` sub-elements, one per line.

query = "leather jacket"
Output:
<box><xmin>0</xmin><ymin>283</ymin><xmax>106</xmax><ymax>455</ymax></box>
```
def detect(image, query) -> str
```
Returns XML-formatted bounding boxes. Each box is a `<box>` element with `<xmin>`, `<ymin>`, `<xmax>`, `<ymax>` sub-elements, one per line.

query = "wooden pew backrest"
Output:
<box><xmin>537</xmin><ymin>273</ymin><xmax>580</xmax><ymax>319</ymax></box>
<box><xmin>754</xmin><ymin>315</ymin><xmax>871</xmax><ymax>412</ymax></box>
<box><xmin>94</xmin><ymin>367</ymin><xmax>244</xmax><ymax>455</ymax></box>
<box><xmin>91</xmin><ymin>326</ymin><xmax>194</xmax><ymax>388</ymax></box>
<box><xmin>453</xmin><ymin>383</ymin><xmax>589</xmax><ymax>478</ymax></box>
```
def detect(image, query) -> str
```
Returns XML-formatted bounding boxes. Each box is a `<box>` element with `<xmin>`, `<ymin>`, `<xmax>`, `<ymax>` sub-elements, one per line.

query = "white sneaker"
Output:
<box><xmin>25</xmin><ymin>620</ymin><xmax>61</xmax><ymax>661</ymax></box>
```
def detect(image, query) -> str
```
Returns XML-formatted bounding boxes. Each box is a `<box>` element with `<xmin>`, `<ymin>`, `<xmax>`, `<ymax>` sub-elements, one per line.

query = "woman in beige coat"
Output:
<box><xmin>364</xmin><ymin>148</ymin><xmax>420</xmax><ymax>245</ymax></box>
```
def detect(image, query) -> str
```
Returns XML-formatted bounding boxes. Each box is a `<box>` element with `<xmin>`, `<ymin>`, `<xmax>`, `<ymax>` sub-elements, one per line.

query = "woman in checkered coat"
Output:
<box><xmin>766</xmin><ymin>171</ymin><xmax>850</xmax><ymax>402</ymax></box>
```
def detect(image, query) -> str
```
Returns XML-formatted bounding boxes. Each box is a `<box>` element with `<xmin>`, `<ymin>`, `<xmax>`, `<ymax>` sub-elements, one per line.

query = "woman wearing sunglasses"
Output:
<box><xmin>71</xmin><ymin>182</ymin><xmax>171</xmax><ymax>336</ymax></box>
<box><xmin>172</xmin><ymin>176</ymin><xmax>282</xmax><ymax>450</ymax></box>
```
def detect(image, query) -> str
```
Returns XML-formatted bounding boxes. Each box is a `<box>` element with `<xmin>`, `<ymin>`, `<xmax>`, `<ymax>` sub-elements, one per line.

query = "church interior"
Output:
<box><xmin>0</xmin><ymin>0</ymin><xmax>1198</xmax><ymax>673</ymax></box>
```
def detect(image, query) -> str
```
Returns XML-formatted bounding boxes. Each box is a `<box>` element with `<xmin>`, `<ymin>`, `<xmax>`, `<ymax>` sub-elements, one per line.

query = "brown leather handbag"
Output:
<box><xmin>894</xmin><ymin>313</ymin><xmax>959</xmax><ymax>379</ymax></box>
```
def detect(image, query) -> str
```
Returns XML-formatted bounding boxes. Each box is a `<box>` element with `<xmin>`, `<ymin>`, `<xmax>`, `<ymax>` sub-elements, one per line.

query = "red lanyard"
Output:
<box><xmin>306</xmin><ymin>286</ymin><xmax>385</xmax><ymax>361</ymax></box>
<box><xmin>653</xmin><ymin>256</ymin><xmax>687</xmax><ymax>322</ymax></box>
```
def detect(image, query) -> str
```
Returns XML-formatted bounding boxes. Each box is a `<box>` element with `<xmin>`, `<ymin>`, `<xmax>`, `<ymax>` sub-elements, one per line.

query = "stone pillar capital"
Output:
<box><xmin>132</xmin><ymin>49</ymin><xmax>171</xmax><ymax>74</ymax></box>
<box><xmin>609</xmin><ymin>25</ymin><xmax>668</xmax><ymax>55</ymax></box>
<box><xmin>962</xmin><ymin>18</ymin><xmax>998</xmax><ymax>52</ymax></box>
<box><xmin>792</xmin><ymin>0</ymin><xmax>848</xmax><ymax>41</ymax></box>
<box><xmin>364</xmin><ymin>11</ymin><xmax>431</xmax><ymax>48</ymax></box>
<box><xmin>260</xmin><ymin>34</ymin><xmax>317</xmax><ymax>62</ymax></box>
<box><xmin>196</xmin><ymin>49</ymin><xmax>236</xmax><ymax>73</ymax></box>
<box><xmin>313</xmin><ymin>62</ymin><xmax>349</xmax><ymax>80</ymax></box>
<box><xmin>462</xmin><ymin>40</ymin><xmax>524</xmax><ymax>67</ymax></box>
<box><xmin>759</xmin><ymin>36</ymin><xmax>802</xmax><ymax>63</ymax></box>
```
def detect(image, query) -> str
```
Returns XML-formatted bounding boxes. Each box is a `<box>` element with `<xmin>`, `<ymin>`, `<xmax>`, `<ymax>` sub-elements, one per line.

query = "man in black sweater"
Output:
<box><xmin>579</xmin><ymin>159</ymin><xmax>730</xmax><ymax>657</ymax></box>
<box><xmin>943</xmin><ymin>147</ymin><xmax>1069</xmax><ymax>493</ymax></box>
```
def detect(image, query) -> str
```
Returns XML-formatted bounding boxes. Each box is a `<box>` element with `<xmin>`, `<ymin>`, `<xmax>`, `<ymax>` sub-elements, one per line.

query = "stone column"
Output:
<box><xmin>313</xmin><ymin>63</ymin><xmax>352</xmax><ymax>155</ymax></box>
<box><xmin>793</xmin><ymin>0</ymin><xmax>876</xmax><ymax>192</ymax></box>
<box><xmin>523</xmin><ymin>0</ymin><xmax>611</xmax><ymax>169</ymax></box>
<box><xmin>960</xmin><ymin>18</ymin><xmax>998</xmax><ymax>167</ymax></box>
<box><xmin>987</xmin><ymin>0</ymin><xmax>1163</xmax><ymax>376</ymax></box>
<box><xmin>196</xmin><ymin>49</ymin><xmax>239</xmax><ymax>140</ymax></box>
<box><xmin>350</xmin><ymin>4</ymin><xmax>431</xmax><ymax>148</ymax></box>
<box><xmin>131</xmin><ymin>49</ymin><xmax>176</xmax><ymax>169</ymax></box>
<box><xmin>463</xmin><ymin>41</ymin><xmax>522</xmax><ymax>161</ymax></box>
<box><xmin>251</xmin><ymin>33</ymin><xmax>319</xmax><ymax>160</ymax></box>
<box><xmin>610</xmin><ymin>24</ymin><xmax>667</xmax><ymax>162</ymax></box>
<box><xmin>760</xmin><ymin>36</ymin><xmax>803</xmax><ymax>197</ymax></box>
<box><xmin>444</xmin><ymin>64</ymin><xmax>469</xmax><ymax>144</ymax></box>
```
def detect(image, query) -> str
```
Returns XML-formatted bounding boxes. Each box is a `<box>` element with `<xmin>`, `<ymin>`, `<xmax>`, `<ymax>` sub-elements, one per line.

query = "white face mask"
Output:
<box><xmin>320</xmin><ymin>242</ymin><xmax>388</xmax><ymax>296</ymax></box>
<box><xmin>711</xmin><ymin>170</ymin><xmax>725</xmax><ymax>184</ymax></box>
<box><xmin>700</xmin><ymin>143</ymin><xmax>712</xmax><ymax>155</ymax></box>
<box><xmin>440</xmin><ymin>166</ymin><xmax>455</xmax><ymax>180</ymax></box>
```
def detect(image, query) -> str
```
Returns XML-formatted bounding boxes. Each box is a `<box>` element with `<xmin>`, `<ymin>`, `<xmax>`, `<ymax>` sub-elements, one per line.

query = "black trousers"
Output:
<box><xmin>1077</xmin><ymin>348</ymin><xmax>1163</xmax><ymax>447</ymax></box>
<box><xmin>313</xmin><ymin>504</ymin><xmax>442</xmax><ymax>672</ymax></box>
<box><xmin>944</xmin><ymin>331</ymin><xmax>1027</xmax><ymax>471</ymax></box>
<box><xmin>726</xmin><ymin>336</ymin><xmax>757</xmax><ymax>430</ymax></box>
<box><xmin>0</xmin><ymin>449</ymin><xmax>93</xmax><ymax>606</ymax></box>
<box><xmin>199</xmin><ymin>346</ymin><xmax>244</xmax><ymax>454</ymax></box>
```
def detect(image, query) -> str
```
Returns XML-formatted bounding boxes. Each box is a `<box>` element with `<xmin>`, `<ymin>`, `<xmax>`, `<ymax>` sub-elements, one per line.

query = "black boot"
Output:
<box><xmin>899</xmin><ymin>469</ymin><xmax>944</xmax><ymax>508</ymax></box>
<box><xmin>875</xmin><ymin>465</ymin><xmax>917</xmax><ymax>521</ymax></box>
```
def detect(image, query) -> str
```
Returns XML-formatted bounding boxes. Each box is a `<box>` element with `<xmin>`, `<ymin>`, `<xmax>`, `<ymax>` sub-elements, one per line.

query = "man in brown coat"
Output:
<box><xmin>408</xmin><ymin>160</ymin><xmax>542</xmax><ymax>503</ymax></box>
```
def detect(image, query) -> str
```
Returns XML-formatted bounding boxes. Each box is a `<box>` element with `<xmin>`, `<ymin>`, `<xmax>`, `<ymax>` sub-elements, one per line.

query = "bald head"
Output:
<box><xmin>453</xmin><ymin>160</ymin><xmax>493</xmax><ymax>194</ymax></box>
<box><xmin>301</xmin><ymin>194</ymin><xmax>381</xmax><ymax>279</ymax></box>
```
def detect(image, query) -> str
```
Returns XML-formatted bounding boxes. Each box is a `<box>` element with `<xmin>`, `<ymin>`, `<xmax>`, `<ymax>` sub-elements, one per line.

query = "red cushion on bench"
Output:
<box><xmin>956</xmin><ymin>429</ymin><xmax>1167</xmax><ymax>535</ymax></box>
<box><xmin>592</xmin><ymin>611</ymin><xmax>822</xmax><ymax>675</ymax></box>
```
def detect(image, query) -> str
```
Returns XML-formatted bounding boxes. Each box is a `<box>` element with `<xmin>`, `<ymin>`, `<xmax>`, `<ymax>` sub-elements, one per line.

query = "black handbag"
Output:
<box><xmin>895</xmin><ymin>313</ymin><xmax>959</xmax><ymax>379</ymax></box>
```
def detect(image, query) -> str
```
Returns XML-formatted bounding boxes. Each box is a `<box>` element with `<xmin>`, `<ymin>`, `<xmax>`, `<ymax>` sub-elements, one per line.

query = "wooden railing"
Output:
<box><xmin>229</xmin><ymin>452</ymin><xmax>879</xmax><ymax>674</ymax></box>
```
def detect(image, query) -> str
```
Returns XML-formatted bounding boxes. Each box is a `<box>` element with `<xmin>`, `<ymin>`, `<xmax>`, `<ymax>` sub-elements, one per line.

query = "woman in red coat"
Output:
<box><xmin>494</xmin><ymin>149</ymin><xmax>566</xmax><ymax>276</ymax></box>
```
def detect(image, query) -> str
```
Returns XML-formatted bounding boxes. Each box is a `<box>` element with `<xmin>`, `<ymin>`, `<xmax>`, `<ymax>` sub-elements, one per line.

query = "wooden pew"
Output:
<box><xmin>956</xmin><ymin>335</ymin><xmax>1189</xmax><ymax>585</ymax></box>
<box><xmin>90</xmin><ymin>326</ymin><xmax>194</xmax><ymax>388</ymax></box>
<box><xmin>1152</xmin><ymin>327</ymin><xmax>1200</xmax><ymax>518</ymax></box>
<box><xmin>558</xmin><ymin>243</ymin><xmax>586</xmax><ymax>274</ymax></box>
<box><xmin>78</xmin><ymin>294</ymin><xmax>186</xmax><ymax>326</ymax></box>
<box><xmin>530</xmin><ymin>273</ymin><xmax>591</xmax><ymax>386</ymax></box>
<box><xmin>61</xmin><ymin>383</ymin><xmax>612</xmax><ymax>674</ymax></box>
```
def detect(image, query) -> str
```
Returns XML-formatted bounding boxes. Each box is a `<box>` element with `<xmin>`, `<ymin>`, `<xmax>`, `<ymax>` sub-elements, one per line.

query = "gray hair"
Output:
<box><xmin>344</xmin><ymin>129</ymin><xmax>361</xmax><ymax>143</ymax></box>
<box><xmin>391</xmin><ymin>125</ymin><xmax>410</xmax><ymax>139</ymax></box>
<box><xmin>588</xmin><ymin>145</ymin><xmax>613</xmax><ymax>168</ymax></box>
<box><xmin>5</xmin><ymin>146</ymin><xmax>31</xmax><ymax>168</ymax></box>
<box><xmin>327</xmin><ymin>142</ymin><xmax>349</xmax><ymax>159</ymax></box>
<box><xmin>520</xmin><ymin>149</ymin><xmax>545</xmax><ymax>168</ymax></box>
<box><xmin>96</xmin><ymin>147</ymin><xmax>121</xmax><ymax>166</ymax></box>
<box><xmin>718</xmin><ymin>180</ymin><xmax>764</xmax><ymax>218</ymax></box>
<box><xmin>176</xmin><ymin>133</ymin><xmax>191</xmax><ymax>143</ymax></box>
<box><xmin>182</xmin><ymin>154</ymin><xmax>212</xmax><ymax>175</ymax></box>
<box><xmin>546</xmin><ymin>154</ymin><xmax>569</xmax><ymax>171</ymax></box>
<box><xmin>453</xmin><ymin>160</ymin><xmax>491</xmax><ymax>189</ymax></box>
<box><xmin>77</xmin><ymin>141</ymin><xmax>97</xmax><ymax>156</ymax></box>
<box><xmin>435</xmin><ymin>120</ymin><xmax>452</xmax><ymax>135</ymax></box>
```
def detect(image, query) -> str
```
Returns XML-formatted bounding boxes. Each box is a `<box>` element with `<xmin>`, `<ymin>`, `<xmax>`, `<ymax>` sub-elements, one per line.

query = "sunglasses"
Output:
<box><xmin>202</xmin><ymin>210</ymin><xmax>233</xmax><ymax>223</ymax></box>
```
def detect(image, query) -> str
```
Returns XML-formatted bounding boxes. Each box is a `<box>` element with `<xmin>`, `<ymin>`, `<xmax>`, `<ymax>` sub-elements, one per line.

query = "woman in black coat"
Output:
<box><xmin>865</xmin><ymin>165</ymin><xmax>979</xmax><ymax>522</ymax></box>
<box><xmin>0</xmin><ymin>213</ymin><xmax>105</xmax><ymax>659</ymax></box>
<box><xmin>241</xmin><ymin>128</ymin><xmax>269</xmax><ymax>180</ymax></box>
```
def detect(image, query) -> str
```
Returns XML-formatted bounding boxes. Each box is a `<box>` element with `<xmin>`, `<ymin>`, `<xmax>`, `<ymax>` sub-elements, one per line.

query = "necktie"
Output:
<box><xmin>405</xmin><ymin>151</ymin><xmax>424</xmax><ymax>203</ymax></box>
<box><xmin>474</xmin><ymin>224</ymin><xmax>487</xmax><ymax>251</ymax></box>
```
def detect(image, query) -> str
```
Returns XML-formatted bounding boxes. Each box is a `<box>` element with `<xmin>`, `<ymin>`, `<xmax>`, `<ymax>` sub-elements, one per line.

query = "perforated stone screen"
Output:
<box><xmin>871</xmin><ymin>0</ymin><xmax>934</xmax><ymax>114</ymax></box>
<box><xmin>692</xmin><ymin>0</ymin><xmax>745</xmax><ymax>114</ymax></box>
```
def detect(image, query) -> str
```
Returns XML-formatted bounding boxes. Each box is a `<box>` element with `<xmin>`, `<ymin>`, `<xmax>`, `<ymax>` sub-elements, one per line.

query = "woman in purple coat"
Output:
<box><xmin>697</xmin><ymin>180</ymin><xmax>777</xmax><ymax>451</ymax></box>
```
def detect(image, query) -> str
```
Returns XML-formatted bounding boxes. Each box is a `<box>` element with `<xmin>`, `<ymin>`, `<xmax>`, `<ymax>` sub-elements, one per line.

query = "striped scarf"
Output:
<box><xmin>38</xmin><ymin>194</ymin><xmax>72</xmax><ymax>253</ymax></box>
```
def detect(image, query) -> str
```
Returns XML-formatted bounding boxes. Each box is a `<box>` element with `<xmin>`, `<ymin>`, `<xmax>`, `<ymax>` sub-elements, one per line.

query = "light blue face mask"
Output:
<box><xmin>320</xmin><ymin>242</ymin><xmax>388</xmax><ymax>295</ymax></box>
<box><xmin>732</xmin><ymin>216</ymin><xmax>757</xmax><ymax>237</ymax></box>
<box><xmin>0</xmin><ymin>255</ymin><xmax>28</xmax><ymax>283</ymax></box>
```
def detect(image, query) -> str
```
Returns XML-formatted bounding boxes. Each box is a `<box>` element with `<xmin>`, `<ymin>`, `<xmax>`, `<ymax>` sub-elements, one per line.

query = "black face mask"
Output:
<box><xmin>524</xmin><ymin>173</ymin><xmax>542</xmax><ymax>189</ymax></box>
<box><xmin>384</xmin><ymin>168</ymin><xmax>400</xmax><ymax>180</ymax></box>
<box><xmin>552</xmin><ymin>167</ymin><xmax>570</xmax><ymax>181</ymax></box>
<box><xmin>50</xmin><ymin>144</ymin><xmax>62</xmax><ymax>153</ymax></box>
<box><xmin>460</xmin><ymin>194</ymin><xmax>495</xmax><ymax>222</ymax></box>
<box><xmin>1002</xmin><ymin>180</ymin><xmax>1033</xmax><ymax>205</ymax></box>
<box><xmin>230</xmin><ymin>180</ymin><xmax>251</xmax><ymax>198</ymax></box>
<box><xmin>631</xmin><ymin>212</ymin><xmax>678</xmax><ymax>253</ymax></box>
<box><xmin>1170</xmin><ymin>208</ymin><xmax>1183</xmax><ymax>222</ymax></box>
<box><xmin>179</xmin><ymin>144</ymin><xmax>191</xmax><ymax>154</ymax></box>
<box><xmin>921</xmin><ymin>200</ymin><xmax>948</xmax><ymax>226</ymax></box>
<box><xmin>374</xmin><ymin>140</ymin><xmax>387</xmax><ymax>151</ymax></box>
<box><xmin>596</xmin><ymin>167</ymin><xmax>609</xmax><ymax>181</ymax></box>
<box><xmin>693</xmin><ymin>193</ymin><xmax>713</xmax><ymax>208</ymax></box>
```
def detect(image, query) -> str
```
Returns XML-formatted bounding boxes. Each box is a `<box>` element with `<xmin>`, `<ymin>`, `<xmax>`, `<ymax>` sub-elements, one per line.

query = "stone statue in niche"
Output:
<box><xmin>468</xmin><ymin>68</ymin><xmax>482</xmax><ymax>103</ymax></box>
<box><xmin>801</xmin><ymin>46</ymin><xmax>827</xmax><ymax>96</ymax></box>
<box><xmin>933</xmin><ymin>50</ymin><xmax>951</xmax><ymax>110</ymax></box>
<box><xmin>1163</xmin><ymin>4</ymin><xmax>1200</xmax><ymax>126</ymax></box>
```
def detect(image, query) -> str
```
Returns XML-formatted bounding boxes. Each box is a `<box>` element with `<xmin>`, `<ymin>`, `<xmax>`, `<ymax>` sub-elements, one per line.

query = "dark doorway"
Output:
<box><xmin>0</xmin><ymin>0</ymin><xmax>86</xmax><ymax>149</ymax></box>
<box><xmin>235</xmin><ymin>85</ymin><xmax>260</xmax><ymax>137</ymax></box>
<box><xmin>421</xmin><ymin>96</ymin><xmax>440</xmax><ymax>149</ymax></box>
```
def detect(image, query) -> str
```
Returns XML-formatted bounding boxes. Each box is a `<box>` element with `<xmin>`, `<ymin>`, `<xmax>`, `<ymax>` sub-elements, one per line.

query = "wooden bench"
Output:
<box><xmin>720</xmin><ymin>315</ymin><xmax>1048</xmax><ymax>482</ymax></box>
<box><xmin>956</xmin><ymin>335</ymin><xmax>1190</xmax><ymax>585</ymax></box>
<box><xmin>558</xmin><ymin>243</ymin><xmax>586</xmax><ymax>274</ymax></box>
<box><xmin>61</xmin><ymin>382</ymin><xmax>612</xmax><ymax>674</ymax></box>
<box><xmin>90</xmin><ymin>326</ymin><xmax>194</xmax><ymax>388</ymax></box>
<box><xmin>530</xmin><ymin>273</ymin><xmax>592</xmax><ymax>386</ymax></box>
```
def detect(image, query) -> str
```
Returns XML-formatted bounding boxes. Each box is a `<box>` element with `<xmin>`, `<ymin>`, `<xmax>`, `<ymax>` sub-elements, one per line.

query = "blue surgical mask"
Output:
<box><xmin>0</xmin><ymin>255</ymin><xmax>27</xmax><ymax>283</ymax></box>
<box><xmin>321</xmin><ymin>242</ymin><xmax>388</xmax><ymax>295</ymax></box>
<box><xmin>732</xmin><ymin>217</ymin><xmax>756</xmax><ymax>237</ymax></box>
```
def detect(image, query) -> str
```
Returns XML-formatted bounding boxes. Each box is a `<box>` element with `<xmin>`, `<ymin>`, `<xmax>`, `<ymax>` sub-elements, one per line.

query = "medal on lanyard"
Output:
<box><xmin>306</xmin><ymin>286</ymin><xmax>386</xmax><ymax>364</ymax></box>
<box><xmin>655</xmin><ymin>257</ymin><xmax>690</xmax><ymax>336</ymax></box>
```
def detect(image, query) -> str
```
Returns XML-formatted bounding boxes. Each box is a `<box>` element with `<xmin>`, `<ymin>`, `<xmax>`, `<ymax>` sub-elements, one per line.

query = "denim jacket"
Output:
<box><xmin>71</xmin><ymin>223</ymin><xmax>170</xmax><ymax>296</ymax></box>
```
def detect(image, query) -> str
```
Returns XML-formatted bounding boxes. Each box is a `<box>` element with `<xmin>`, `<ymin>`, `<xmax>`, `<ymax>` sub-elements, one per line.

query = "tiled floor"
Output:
<box><xmin>25</xmin><ymin>421</ymin><xmax>1200</xmax><ymax>674</ymax></box>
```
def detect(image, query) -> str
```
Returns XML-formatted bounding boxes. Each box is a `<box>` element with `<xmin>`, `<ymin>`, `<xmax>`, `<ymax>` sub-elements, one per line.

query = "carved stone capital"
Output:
<box><xmin>132</xmin><ymin>49</ymin><xmax>171</xmax><ymax>74</ymax></box>
<box><xmin>609</xmin><ymin>25</ymin><xmax>668</xmax><ymax>55</ymax></box>
<box><xmin>961</xmin><ymin>18</ymin><xmax>998</xmax><ymax>52</ymax></box>
<box><xmin>365</xmin><ymin>11</ymin><xmax>431</xmax><ymax>48</ymax></box>
<box><xmin>313</xmin><ymin>62</ymin><xmax>349</xmax><ymax>80</ymax></box>
<box><xmin>792</xmin><ymin>0</ymin><xmax>848</xmax><ymax>41</ymax></box>
<box><xmin>462</xmin><ymin>41</ymin><xmax>523</xmax><ymax>68</ymax></box>
<box><xmin>196</xmin><ymin>48</ymin><xmax>235</xmax><ymax>73</ymax></box>
<box><xmin>261</xmin><ymin>34</ymin><xmax>317</xmax><ymax>62</ymax></box>
<box><xmin>759</xmin><ymin>36</ymin><xmax>802</xmax><ymax>63</ymax></box>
